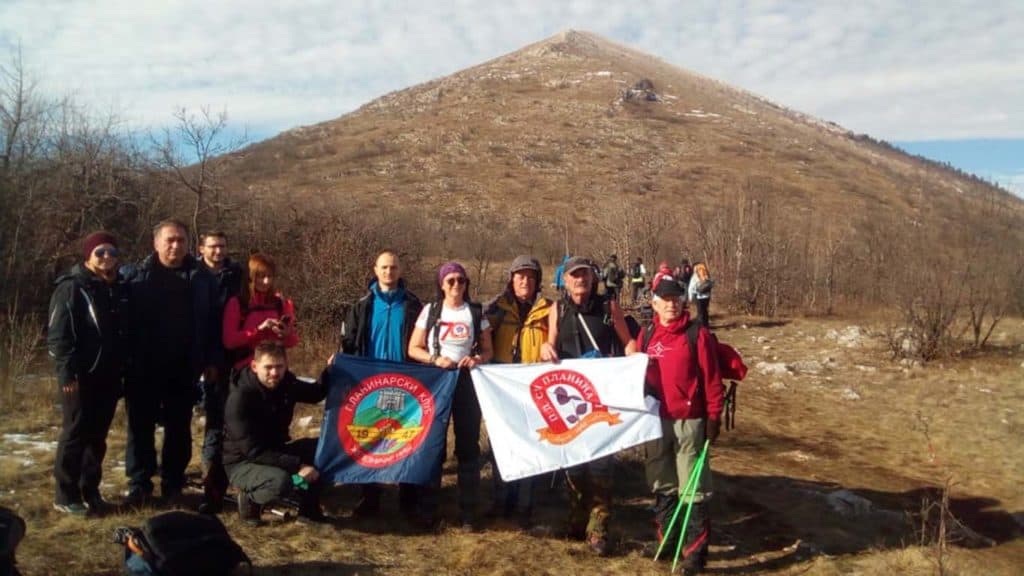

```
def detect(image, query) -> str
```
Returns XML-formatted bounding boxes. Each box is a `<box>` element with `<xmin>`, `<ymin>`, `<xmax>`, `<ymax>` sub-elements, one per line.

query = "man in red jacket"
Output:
<box><xmin>641</xmin><ymin>276</ymin><xmax>723</xmax><ymax>574</ymax></box>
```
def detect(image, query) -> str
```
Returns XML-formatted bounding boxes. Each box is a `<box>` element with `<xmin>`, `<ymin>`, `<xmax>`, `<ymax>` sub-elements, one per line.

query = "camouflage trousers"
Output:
<box><xmin>565</xmin><ymin>455</ymin><xmax>613</xmax><ymax>538</ymax></box>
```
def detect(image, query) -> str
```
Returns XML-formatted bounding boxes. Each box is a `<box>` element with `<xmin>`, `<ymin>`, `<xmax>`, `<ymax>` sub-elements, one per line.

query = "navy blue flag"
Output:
<box><xmin>315</xmin><ymin>354</ymin><xmax>458</xmax><ymax>485</ymax></box>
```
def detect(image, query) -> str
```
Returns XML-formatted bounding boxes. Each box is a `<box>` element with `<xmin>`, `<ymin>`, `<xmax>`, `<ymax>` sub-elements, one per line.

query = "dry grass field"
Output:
<box><xmin>2</xmin><ymin>311</ymin><xmax>1022</xmax><ymax>575</ymax></box>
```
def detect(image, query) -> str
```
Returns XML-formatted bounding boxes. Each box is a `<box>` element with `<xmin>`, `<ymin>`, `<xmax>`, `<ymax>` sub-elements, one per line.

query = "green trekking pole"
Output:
<box><xmin>672</xmin><ymin>439</ymin><xmax>710</xmax><ymax>574</ymax></box>
<box><xmin>653</xmin><ymin>438</ymin><xmax>709</xmax><ymax>561</ymax></box>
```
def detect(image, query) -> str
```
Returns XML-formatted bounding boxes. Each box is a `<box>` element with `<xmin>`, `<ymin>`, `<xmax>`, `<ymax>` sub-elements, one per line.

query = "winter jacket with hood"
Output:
<box><xmin>340</xmin><ymin>279</ymin><xmax>422</xmax><ymax>360</ymax></box>
<box><xmin>641</xmin><ymin>311</ymin><xmax>724</xmax><ymax>421</ymax></box>
<box><xmin>222</xmin><ymin>366</ymin><xmax>326</xmax><ymax>471</ymax></box>
<box><xmin>47</xmin><ymin>263</ymin><xmax>129</xmax><ymax>385</ymax></box>
<box><xmin>485</xmin><ymin>262</ymin><xmax>552</xmax><ymax>364</ymax></box>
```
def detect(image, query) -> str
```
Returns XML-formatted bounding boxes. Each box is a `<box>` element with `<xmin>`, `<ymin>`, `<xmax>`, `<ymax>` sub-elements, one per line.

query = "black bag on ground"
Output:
<box><xmin>119</xmin><ymin>511</ymin><xmax>250</xmax><ymax>576</ymax></box>
<box><xmin>1</xmin><ymin>506</ymin><xmax>26</xmax><ymax>576</ymax></box>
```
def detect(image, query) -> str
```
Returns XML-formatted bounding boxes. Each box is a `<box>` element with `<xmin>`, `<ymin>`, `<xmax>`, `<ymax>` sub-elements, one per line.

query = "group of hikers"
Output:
<box><xmin>47</xmin><ymin>219</ymin><xmax>725</xmax><ymax>573</ymax></box>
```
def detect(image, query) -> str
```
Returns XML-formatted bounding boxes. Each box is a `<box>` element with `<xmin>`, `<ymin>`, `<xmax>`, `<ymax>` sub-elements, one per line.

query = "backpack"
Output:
<box><xmin>631</xmin><ymin>263</ymin><xmax>643</xmax><ymax>279</ymax></box>
<box><xmin>1</xmin><ymin>506</ymin><xmax>25</xmax><ymax>576</ymax></box>
<box><xmin>118</xmin><ymin>511</ymin><xmax>251</xmax><ymax>576</ymax></box>
<box><xmin>425</xmin><ymin>301</ymin><xmax>483</xmax><ymax>357</ymax></box>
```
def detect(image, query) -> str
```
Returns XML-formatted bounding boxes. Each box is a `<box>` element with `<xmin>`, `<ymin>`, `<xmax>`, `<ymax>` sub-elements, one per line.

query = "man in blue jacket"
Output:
<box><xmin>339</xmin><ymin>250</ymin><xmax>423</xmax><ymax>522</ymax></box>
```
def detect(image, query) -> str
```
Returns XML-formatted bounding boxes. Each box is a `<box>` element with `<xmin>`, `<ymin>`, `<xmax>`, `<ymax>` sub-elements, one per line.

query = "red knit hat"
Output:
<box><xmin>82</xmin><ymin>231</ymin><xmax>118</xmax><ymax>260</ymax></box>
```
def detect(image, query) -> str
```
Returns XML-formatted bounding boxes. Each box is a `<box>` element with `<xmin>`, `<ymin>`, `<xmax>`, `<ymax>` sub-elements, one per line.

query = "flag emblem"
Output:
<box><xmin>532</xmin><ymin>369</ymin><xmax>622</xmax><ymax>445</ymax></box>
<box><xmin>338</xmin><ymin>372</ymin><xmax>435</xmax><ymax>468</ymax></box>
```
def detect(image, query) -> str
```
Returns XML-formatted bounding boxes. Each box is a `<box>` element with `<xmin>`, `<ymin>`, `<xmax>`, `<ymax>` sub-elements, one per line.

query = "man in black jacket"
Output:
<box><xmin>48</xmin><ymin>231</ymin><xmax>129</xmax><ymax>515</ymax></box>
<box><xmin>339</xmin><ymin>250</ymin><xmax>423</xmax><ymax>520</ymax></box>
<box><xmin>224</xmin><ymin>341</ymin><xmax>327</xmax><ymax>525</ymax></box>
<box><xmin>196</xmin><ymin>230</ymin><xmax>244</xmax><ymax>513</ymax></box>
<box><xmin>121</xmin><ymin>219</ymin><xmax>219</xmax><ymax>506</ymax></box>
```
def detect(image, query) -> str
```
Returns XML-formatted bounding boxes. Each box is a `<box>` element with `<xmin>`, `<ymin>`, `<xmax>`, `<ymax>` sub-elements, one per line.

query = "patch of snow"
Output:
<box><xmin>978</xmin><ymin>388</ymin><xmax>993</xmax><ymax>394</ymax></box>
<box><xmin>2</xmin><ymin>434</ymin><xmax>57</xmax><ymax>452</ymax></box>
<box><xmin>297</xmin><ymin>416</ymin><xmax>314</xmax><ymax>429</ymax></box>
<box><xmin>841</xmin><ymin>388</ymin><xmax>861</xmax><ymax>401</ymax></box>
<box><xmin>769</xmin><ymin>381</ymin><xmax>788</xmax><ymax>391</ymax></box>
<box><xmin>854</xmin><ymin>364</ymin><xmax>877</xmax><ymax>373</ymax></box>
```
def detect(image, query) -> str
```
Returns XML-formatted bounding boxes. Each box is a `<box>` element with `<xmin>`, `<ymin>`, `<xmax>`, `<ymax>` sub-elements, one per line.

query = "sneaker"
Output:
<box><xmin>586</xmin><ymin>533</ymin><xmax>609</xmax><ymax>556</ymax></box>
<box><xmin>122</xmin><ymin>488</ymin><xmax>152</xmax><ymax>509</ymax></box>
<box><xmin>237</xmin><ymin>493</ymin><xmax>262</xmax><ymax>526</ymax></box>
<box><xmin>53</xmin><ymin>502</ymin><xmax>89</xmax><ymax>516</ymax></box>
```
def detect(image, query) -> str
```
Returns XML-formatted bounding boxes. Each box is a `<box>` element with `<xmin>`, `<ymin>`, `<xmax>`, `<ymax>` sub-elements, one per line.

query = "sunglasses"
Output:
<box><xmin>93</xmin><ymin>248</ymin><xmax>119</xmax><ymax>258</ymax></box>
<box><xmin>445</xmin><ymin>276</ymin><xmax>468</xmax><ymax>287</ymax></box>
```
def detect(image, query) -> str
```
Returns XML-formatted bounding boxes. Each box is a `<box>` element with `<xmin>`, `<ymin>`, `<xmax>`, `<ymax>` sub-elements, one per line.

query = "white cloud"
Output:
<box><xmin>0</xmin><ymin>0</ymin><xmax>1021</xmax><ymax>142</ymax></box>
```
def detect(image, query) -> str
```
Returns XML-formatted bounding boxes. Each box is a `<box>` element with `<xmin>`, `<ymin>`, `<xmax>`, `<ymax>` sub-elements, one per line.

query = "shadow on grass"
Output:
<box><xmin>252</xmin><ymin>561</ymin><xmax>382</xmax><ymax>575</ymax></box>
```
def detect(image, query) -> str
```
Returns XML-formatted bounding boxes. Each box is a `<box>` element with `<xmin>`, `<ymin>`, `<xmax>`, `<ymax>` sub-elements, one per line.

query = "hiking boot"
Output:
<box><xmin>237</xmin><ymin>493</ymin><xmax>262</xmax><ymax>526</ymax></box>
<box><xmin>53</xmin><ymin>502</ymin><xmax>89</xmax><ymax>516</ymax></box>
<box><xmin>122</xmin><ymin>487</ymin><xmax>152</xmax><ymax>509</ymax></box>
<box><xmin>587</xmin><ymin>532</ymin><xmax>609</xmax><ymax>556</ymax></box>
<box><xmin>160</xmin><ymin>486</ymin><xmax>185</xmax><ymax>508</ymax></box>
<box><xmin>351</xmin><ymin>495</ymin><xmax>381</xmax><ymax>519</ymax></box>
<box><xmin>84</xmin><ymin>494</ymin><xmax>112</xmax><ymax>517</ymax></box>
<box><xmin>295</xmin><ymin>507</ymin><xmax>330</xmax><ymax>526</ymax></box>
<box><xmin>197</xmin><ymin>495</ymin><xmax>223</xmax><ymax>515</ymax></box>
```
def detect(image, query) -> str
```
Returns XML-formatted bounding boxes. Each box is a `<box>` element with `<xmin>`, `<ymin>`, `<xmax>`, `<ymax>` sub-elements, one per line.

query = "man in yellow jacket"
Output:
<box><xmin>484</xmin><ymin>255</ymin><xmax>552</xmax><ymax>527</ymax></box>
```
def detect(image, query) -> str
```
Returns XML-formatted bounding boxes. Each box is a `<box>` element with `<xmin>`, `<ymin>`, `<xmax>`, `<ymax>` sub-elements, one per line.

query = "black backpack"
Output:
<box><xmin>118</xmin><ymin>511</ymin><xmax>250</xmax><ymax>576</ymax></box>
<box><xmin>1</xmin><ymin>507</ymin><xmax>25</xmax><ymax>576</ymax></box>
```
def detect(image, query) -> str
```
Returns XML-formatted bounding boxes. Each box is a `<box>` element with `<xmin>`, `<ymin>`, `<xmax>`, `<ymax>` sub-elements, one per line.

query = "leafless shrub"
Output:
<box><xmin>0</xmin><ymin>303</ymin><xmax>42</xmax><ymax>406</ymax></box>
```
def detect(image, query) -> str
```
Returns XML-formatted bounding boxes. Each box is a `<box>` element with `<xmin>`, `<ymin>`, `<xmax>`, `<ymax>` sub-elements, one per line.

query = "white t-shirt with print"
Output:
<box><xmin>415</xmin><ymin>302</ymin><xmax>491</xmax><ymax>362</ymax></box>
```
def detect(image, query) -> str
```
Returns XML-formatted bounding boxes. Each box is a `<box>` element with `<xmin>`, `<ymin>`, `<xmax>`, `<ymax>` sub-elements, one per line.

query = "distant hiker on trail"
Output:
<box><xmin>630</xmin><ymin>257</ymin><xmax>647</xmax><ymax>304</ymax></box>
<box><xmin>601</xmin><ymin>254</ymin><xmax>624</xmax><ymax>302</ymax></box>
<box><xmin>408</xmin><ymin>261</ymin><xmax>493</xmax><ymax>530</ymax></box>
<box><xmin>483</xmin><ymin>256</ymin><xmax>553</xmax><ymax>529</ymax></box>
<box><xmin>223</xmin><ymin>342</ymin><xmax>327</xmax><ymax>526</ymax></box>
<box><xmin>339</xmin><ymin>250</ymin><xmax>423</xmax><ymax>523</ymax></box>
<box><xmin>640</xmin><ymin>276</ymin><xmax>723</xmax><ymax>573</ymax></box>
<box><xmin>540</xmin><ymin>256</ymin><xmax>637</xmax><ymax>556</ymax></box>
<box><xmin>196</xmin><ymin>230</ymin><xmax>243</xmax><ymax>515</ymax></box>
<box><xmin>675</xmin><ymin>258</ymin><xmax>693</xmax><ymax>289</ymax></box>
<box><xmin>687</xmin><ymin>262</ymin><xmax>713</xmax><ymax>328</ymax></box>
<box><xmin>121</xmin><ymin>220</ymin><xmax>219</xmax><ymax>508</ymax></box>
<box><xmin>553</xmin><ymin>255</ymin><xmax>570</xmax><ymax>291</ymax></box>
<box><xmin>48</xmin><ymin>231</ymin><xmax>129</xmax><ymax>516</ymax></box>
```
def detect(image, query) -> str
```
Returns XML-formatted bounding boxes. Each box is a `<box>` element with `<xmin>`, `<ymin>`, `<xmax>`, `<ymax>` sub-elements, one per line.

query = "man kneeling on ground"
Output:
<box><xmin>223</xmin><ymin>341</ymin><xmax>327</xmax><ymax>525</ymax></box>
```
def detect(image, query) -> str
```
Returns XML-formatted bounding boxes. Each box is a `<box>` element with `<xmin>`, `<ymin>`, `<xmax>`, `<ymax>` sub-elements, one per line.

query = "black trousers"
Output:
<box><xmin>227</xmin><ymin>438</ymin><xmax>319</xmax><ymax>506</ymax></box>
<box><xmin>421</xmin><ymin>369</ymin><xmax>481</xmax><ymax>520</ymax></box>
<box><xmin>54</xmin><ymin>371</ymin><xmax>120</xmax><ymax>504</ymax></box>
<box><xmin>695</xmin><ymin>298</ymin><xmax>711</xmax><ymax>327</ymax></box>
<box><xmin>125</xmin><ymin>364</ymin><xmax>195</xmax><ymax>494</ymax></box>
<box><xmin>201</xmin><ymin>365</ymin><xmax>230</xmax><ymax>468</ymax></box>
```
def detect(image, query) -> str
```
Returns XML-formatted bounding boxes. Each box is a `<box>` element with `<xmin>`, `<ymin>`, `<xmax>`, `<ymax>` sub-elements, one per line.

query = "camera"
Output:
<box><xmin>112</xmin><ymin>526</ymin><xmax>139</xmax><ymax>545</ymax></box>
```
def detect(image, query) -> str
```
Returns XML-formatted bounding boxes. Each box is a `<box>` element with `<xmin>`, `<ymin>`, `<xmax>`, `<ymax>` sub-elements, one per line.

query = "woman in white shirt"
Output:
<box><xmin>408</xmin><ymin>261</ymin><xmax>492</xmax><ymax>530</ymax></box>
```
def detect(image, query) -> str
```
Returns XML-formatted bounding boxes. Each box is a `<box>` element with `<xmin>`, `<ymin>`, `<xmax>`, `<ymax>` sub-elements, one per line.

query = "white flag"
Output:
<box><xmin>471</xmin><ymin>355</ymin><xmax>663</xmax><ymax>482</ymax></box>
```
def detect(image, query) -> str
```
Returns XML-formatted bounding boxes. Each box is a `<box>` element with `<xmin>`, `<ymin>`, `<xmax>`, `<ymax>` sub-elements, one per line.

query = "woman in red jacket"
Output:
<box><xmin>222</xmin><ymin>253</ymin><xmax>299</xmax><ymax>371</ymax></box>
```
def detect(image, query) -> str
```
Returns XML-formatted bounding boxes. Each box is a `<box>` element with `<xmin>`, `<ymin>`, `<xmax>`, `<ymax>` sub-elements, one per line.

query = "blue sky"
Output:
<box><xmin>1</xmin><ymin>1</ymin><xmax>1022</xmax><ymax>195</ymax></box>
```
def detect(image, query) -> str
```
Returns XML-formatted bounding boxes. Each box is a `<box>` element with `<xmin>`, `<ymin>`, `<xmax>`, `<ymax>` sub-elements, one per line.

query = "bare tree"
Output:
<box><xmin>151</xmin><ymin>106</ymin><xmax>247</xmax><ymax>242</ymax></box>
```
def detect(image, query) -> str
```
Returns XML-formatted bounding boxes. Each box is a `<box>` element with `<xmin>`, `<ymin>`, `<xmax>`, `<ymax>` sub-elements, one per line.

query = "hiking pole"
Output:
<box><xmin>724</xmin><ymin>382</ymin><xmax>737</xmax><ymax>431</ymax></box>
<box><xmin>671</xmin><ymin>440</ymin><xmax>710</xmax><ymax>574</ymax></box>
<box><xmin>653</xmin><ymin>438</ymin><xmax>709</xmax><ymax>561</ymax></box>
